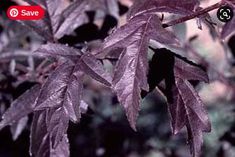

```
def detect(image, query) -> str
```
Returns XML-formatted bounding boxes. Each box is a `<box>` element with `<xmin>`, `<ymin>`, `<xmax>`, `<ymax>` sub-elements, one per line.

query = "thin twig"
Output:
<box><xmin>163</xmin><ymin>2</ymin><xmax>226</xmax><ymax>28</ymax></box>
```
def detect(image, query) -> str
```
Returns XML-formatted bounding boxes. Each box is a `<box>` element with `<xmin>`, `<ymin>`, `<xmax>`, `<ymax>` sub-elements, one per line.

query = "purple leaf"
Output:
<box><xmin>30</xmin><ymin>110</ymin><xmax>70</xmax><ymax>157</ymax></box>
<box><xmin>42</xmin><ymin>0</ymin><xmax>68</xmax><ymax>34</ymax></box>
<box><xmin>128</xmin><ymin>0</ymin><xmax>199</xmax><ymax>19</ymax></box>
<box><xmin>30</xmin><ymin>111</ymin><xmax>48</xmax><ymax>157</ymax></box>
<box><xmin>147</xmin><ymin>48</ymin><xmax>210</xmax><ymax>157</ymax></box>
<box><xmin>63</xmin><ymin>71</ymin><xmax>84</xmax><ymax>123</ymax></box>
<box><xmin>35</xmin><ymin>63</ymin><xmax>75</xmax><ymax>110</ymax></box>
<box><xmin>10</xmin><ymin>116</ymin><xmax>28</xmax><ymax>141</ymax></box>
<box><xmin>221</xmin><ymin>8</ymin><xmax>235</xmax><ymax>38</ymax></box>
<box><xmin>112</xmin><ymin>44</ymin><xmax>148</xmax><ymax>131</ymax></box>
<box><xmin>0</xmin><ymin>85</ymin><xmax>41</xmax><ymax>130</ymax></box>
<box><xmin>36</xmin><ymin>43</ymin><xmax>81</xmax><ymax>61</ymax></box>
<box><xmin>168</xmin><ymin>86</ymin><xmax>186</xmax><ymax>134</ymax></box>
<box><xmin>96</xmin><ymin>14</ymin><xmax>178</xmax><ymax>130</ymax></box>
<box><xmin>35</xmin><ymin>62</ymin><xmax>85</xmax><ymax>123</ymax></box>
<box><xmin>78</xmin><ymin>54</ymin><xmax>112</xmax><ymax>87</ymax></box>
<box><xmin>50</xmin><ymin>135</ymin><xmax>70</xmax><ymax>157</ymax></box>
<box><xmin>96</xmin><ymin>14</ymin><xmax>178</xmax><ymax>59</ymax></box>
<box><xmin>174</xmin><ymin>56</ymin><xmax>209</xmax><ymax>82</ymax></box>
<box><xmin>175</xmin><ymin>78</ymin><xmax>211</xmax><ymax>157</ymax></box>
<box><xmin>46</xmin><ymin>108</ymin><xmax>69</xmax><ymax>148</ymax></box>
<box><xmin>176</xmin><ymin>79</ymin><xmax>211</xmax><ymax>132</ymax></box>
<box><xmin>23</xmin><ymin>0</ymin><xmax>88</xmax><ymax>40</ymax></box>
<box><xmin>54</xmin><ymin>0</ymin><xmax>89</xmax><ymax>39</ymax></box>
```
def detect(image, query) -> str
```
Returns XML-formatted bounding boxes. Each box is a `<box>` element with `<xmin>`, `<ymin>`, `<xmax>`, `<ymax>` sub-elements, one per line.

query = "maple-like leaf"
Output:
<box><xmin>95</xmin><ymin>14</ymin><xmax>178</xmax><ymax>130</ymax></box>
<box><xmin>128</xmin><ymin>0</ymin><xmax>199</xmax><ymax>19</ymax></box>
<box><xmin>0</xmin><ymin>0</ymin><xmax>218</xmax><ymax>156</ymax></box>
<box><xmin>97</xmin><ymin>14</ymin><xmax>179</xmax><ymax>58</ymax></box>
<box><xmin>147</xmin><ymin>48</ymin><xmax>210</xmax><ymax>157</ymax></box>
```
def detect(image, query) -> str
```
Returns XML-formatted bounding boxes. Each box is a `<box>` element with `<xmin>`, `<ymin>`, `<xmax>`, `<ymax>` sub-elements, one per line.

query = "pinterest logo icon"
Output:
<box><xmin>9</xmin><ymin>8</ymin><xmax>19</xmax><ymax>17</ymax></box>
<box><xmin>7</xmin><ymin>6</ymin><xmax>45</xmax><ymax>20</ymax></box>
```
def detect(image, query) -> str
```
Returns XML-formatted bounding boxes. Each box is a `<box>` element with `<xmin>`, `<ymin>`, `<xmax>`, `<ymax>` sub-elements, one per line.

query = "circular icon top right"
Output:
<box><xmin>217</xmin><ymin>6</ymin><xmax>234</xmax><ymax>23</ymax></box>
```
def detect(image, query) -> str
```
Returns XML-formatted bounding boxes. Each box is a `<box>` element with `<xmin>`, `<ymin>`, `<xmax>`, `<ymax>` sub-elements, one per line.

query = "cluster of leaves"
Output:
<box><xmin>0</xmin><ymin>0</ymin><xmax>235</xmax><ymax>157</ymax></box>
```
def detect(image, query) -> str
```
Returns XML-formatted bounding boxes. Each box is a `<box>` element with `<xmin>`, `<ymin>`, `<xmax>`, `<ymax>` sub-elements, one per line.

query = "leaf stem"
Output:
<box><xmin>163</xmin><ymin>1</ymin><xmax>226</xmax><ymax>28</ymax></box>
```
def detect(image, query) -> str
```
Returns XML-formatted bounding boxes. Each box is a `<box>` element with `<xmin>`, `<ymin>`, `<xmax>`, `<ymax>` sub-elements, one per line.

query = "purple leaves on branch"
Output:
<box><xmin>148</xmin><ymin>48</ymin><xmax>210</xmax><ymax>157</ymax></box>
<box><xmin>0</xmin><ymin>0</ymin><xmax>215</xmax><ymax>156</ymax></box>
<box><xmin>23</xmin><ymin>0</ymin><xmax>119</xmax><ymax>40</ymax></box>
<box><xmin>30</xmin><ymin>110</ymin><xmax>70</xmax><ymax>157</ymax></box>
<box><xmin>128</xmin><ymin>0</ymin><xmax>199</xmax><ymax>19</ymax></box>
<box><xmin>96</xmin><ymin>13</ymin><xmax>178</xmax><ymax>130</ymax></box>
<box><xmin>0</xmin><ymin>43</ymin><xmax>110</xmax><ymax>156</ymax></box>
<box><xmin>23</xmin><ymin>0</ymin><xmax>88</xmax><ymax>40</ymax></box>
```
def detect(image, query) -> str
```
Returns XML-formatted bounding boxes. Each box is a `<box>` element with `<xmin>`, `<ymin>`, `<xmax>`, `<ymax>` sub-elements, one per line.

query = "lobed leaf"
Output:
<box><xmin>148</xmin><ymin>48</ymin><xmax>210</xmax><ymax>157</ymax></box>
<box><xmin>96</xmin><ymin>14</ymin><xmax>179</xmax><ymax>130</ymax></box>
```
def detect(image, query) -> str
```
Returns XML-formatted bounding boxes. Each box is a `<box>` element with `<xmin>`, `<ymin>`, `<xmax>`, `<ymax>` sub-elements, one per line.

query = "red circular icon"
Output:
<box><xmin>7</xmin><ymin>6</ymin><xmax>45</xmax><ymax>20</ymax></box>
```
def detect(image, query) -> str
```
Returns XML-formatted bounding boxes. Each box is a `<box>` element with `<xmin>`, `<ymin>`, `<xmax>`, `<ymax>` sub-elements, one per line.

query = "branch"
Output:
<box><xmin>163</xmin><ymin>1</ymin><xmax>226</xmax><ymax>28</ymax></box>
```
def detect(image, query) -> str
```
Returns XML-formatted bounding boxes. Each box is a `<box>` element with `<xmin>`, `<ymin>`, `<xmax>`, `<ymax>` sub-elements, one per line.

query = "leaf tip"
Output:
<box><xmin>173</xmin><ymin>129</ymin><xmax>179</xmax><ymax>135</ymax></box>
<box><xmin>130</xmin><ymin>124</ymin><xmax>137</xmax><ymax>132</ymax></box>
